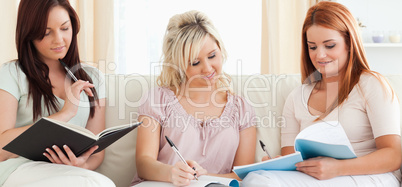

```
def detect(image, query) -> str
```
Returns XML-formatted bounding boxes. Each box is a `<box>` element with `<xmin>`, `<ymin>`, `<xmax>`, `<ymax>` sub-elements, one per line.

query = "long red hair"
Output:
<box><xmin>16</xmin><ymin>0</ymin><xmax>98</xmax><ymax>121</ymax></box>
<box><xmin>301</xmin><ymin>1</ymin><xmax>389</xmax><ymax>120</ymax></box>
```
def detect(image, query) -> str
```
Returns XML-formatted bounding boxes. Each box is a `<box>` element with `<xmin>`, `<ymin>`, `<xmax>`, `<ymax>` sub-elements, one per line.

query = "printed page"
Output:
<box><xmin>44</xmin><ymin>117</ymin><xmax>96</xmax><ymax>139</ymax></box>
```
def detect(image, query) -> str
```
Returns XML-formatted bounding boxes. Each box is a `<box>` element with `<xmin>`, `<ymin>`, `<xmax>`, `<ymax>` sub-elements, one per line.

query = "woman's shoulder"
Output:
<box><xmin>357</xmin><ymin>72</ymin><xmax>395</xmax><ymax>99</ymax></box>
<box><xmin>141</xmin><ymin>87</ymin><xmax>176</xmax><ymax>104</ymax></box>
<box><xmin>287</xmin><ymin>83</ymin><xmax>308</xmax><ymax>99</ymax></box>
<box><xmin>1</xmin><ymin>60</ymin><xmax>19</xmax><ymax>71</ymax></box>
<box><xmin>81</xmin><ymin>63</ymin><xmax>102</xmax><ymax>76</ymax></box>
<box><xmin>358</xmin><ymin>72</ymin><xmax>390</xmax><ymax>90</ymax></box>
<box><xmin>228</xmin><ymin>93</ymin><xmax>255</xmax><ymax>113</ymax></box>
<box><xmin>0</xmin><ymin>61</ymin><xmax>24</xmax><ymax>78</ymax></box>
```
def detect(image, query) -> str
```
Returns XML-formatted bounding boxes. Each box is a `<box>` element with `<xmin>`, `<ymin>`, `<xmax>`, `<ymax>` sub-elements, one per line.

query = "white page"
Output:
<box><xmin>295</xmin><ymin>121</ymin><xmax>355</xmax><ymax>153</ymax></box>
<box><xmin>135</xmin><ymin>176</ymin><xmax>238</xmax><ymax>187</ymax></box>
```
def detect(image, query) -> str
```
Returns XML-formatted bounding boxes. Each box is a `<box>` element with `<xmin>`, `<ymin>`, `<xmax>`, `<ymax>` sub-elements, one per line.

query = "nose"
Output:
<box><xmin>202</xmin><ymin>61</ymin><xmax>213</xmax><ymax>73</ymax></box>
<box><xmin>53</xmin><ymin>31</ymin><xmax>63</xmax><ymax>44</ymax></box>
<box><xmin>316</xmin><ymin>47</ymin><xmax>327</xmax><ymax>59</ymax></box>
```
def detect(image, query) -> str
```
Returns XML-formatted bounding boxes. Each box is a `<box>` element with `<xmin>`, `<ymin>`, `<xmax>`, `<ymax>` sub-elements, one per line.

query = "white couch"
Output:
<box><xmin>95</xmin><ymin>74</ymin><xmax>402</xmax><ymax>187</ymax></box>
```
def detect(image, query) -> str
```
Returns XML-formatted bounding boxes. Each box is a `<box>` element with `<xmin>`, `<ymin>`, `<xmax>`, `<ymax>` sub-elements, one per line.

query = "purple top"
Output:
<box><xmin>131</xmin><ymin>87</ymin><xmax>256</xmax><ymax>185</ymax></box>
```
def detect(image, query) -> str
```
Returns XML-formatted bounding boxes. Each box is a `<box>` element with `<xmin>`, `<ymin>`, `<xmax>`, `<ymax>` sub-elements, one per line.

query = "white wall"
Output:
<box><xmin>338</xmin><ymin>0</ymin><xmax>402</xmax><ymax>75</ymax></box>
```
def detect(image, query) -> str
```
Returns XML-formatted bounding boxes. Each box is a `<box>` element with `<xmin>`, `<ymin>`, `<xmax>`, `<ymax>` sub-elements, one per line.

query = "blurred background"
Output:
<box><xmin>0</xmin><ymin>0</ymin><xmax>401</xmax><ymax>75</ymax></box>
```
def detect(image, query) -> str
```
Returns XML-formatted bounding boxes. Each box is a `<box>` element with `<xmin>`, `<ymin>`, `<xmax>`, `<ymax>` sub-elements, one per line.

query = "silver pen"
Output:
<box><xmin>58</xmin><ymin>59</ymin><xmax>78</xmax><ymax>82</ymax></box>
<box><xmin>259</xmin><ymin>140</ymin><xmax>272</xmax><ymax>159</ymax></box>
<box><xmin>58</xmin><ymin>59</ymin><xmax>96</xmax><ymax>98</ymax></box>
<box><xmin>165</xmin><ymin>135</ymin><xmax>198</xmax><ymax>180</ymax></box>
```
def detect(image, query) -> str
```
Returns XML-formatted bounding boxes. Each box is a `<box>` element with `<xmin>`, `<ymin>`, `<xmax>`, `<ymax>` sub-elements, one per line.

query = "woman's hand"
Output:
<box><xmin>295</xmin><ymin>156</ymin><xmax>341</xmax><ymax>180</ymax></box>
<box><xmin>60</xmin><ymin>80</ymin><xmax>94</xmax><ymax>120</ymax></box>
<box><xmin>170</xmin><ymin>160</ymin><xmax>207</xmax><ymax>186</ymax></box>
<box><xmin>43</xmin><ymin>144</ymin><xmax>98</xmax><ymax>169</ymax></box>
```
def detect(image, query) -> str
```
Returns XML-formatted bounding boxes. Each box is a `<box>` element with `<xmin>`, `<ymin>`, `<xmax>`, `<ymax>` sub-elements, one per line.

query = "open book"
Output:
<box><xmin>135</xmin><ymin>176</ymin><xmax>239</xmax><ymax>187</ymax></box>
<box><xmin>3</xmin><ymin>117</ymin><xmax>142</xmax><ymax>162</ymax></box>
<box><xmin>233</xmin><ymin>121</ymin><xmax>357</xmax><ymax>179</ymax></box>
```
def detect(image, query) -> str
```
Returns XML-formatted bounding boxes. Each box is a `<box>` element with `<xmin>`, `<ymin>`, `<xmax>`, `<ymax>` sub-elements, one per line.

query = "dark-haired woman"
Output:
<box><xmin>0</xmin><ymin>0</ymin><xmax>114</xmax><ymax>186</ymax></box>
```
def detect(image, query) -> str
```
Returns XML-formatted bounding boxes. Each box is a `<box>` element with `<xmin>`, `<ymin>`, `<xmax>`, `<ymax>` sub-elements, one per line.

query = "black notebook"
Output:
<box><xmin>3</xmin><ymin>117</ymin><xmax>142</xmax><ymax>162</ymax></box>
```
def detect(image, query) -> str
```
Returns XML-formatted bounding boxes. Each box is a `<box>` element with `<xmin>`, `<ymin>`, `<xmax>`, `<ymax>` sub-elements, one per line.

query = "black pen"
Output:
<box><xmin>58</xmin><ymin>59</ymin><xmax>95</xmax><ymax>97</ymax></box>
<box><xmin>165</xmin><ymin>136</ymin><xmax>198</xmax><ymax>180</ymax></box>
<box><xmin>259</xmin><ymin>140</ymin><xmax>272</xmax><ymax>159</ymax></box>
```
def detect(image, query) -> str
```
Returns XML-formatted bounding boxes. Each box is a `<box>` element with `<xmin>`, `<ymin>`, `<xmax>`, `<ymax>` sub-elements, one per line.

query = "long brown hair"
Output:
<box><xmin>16</xmin><ymin>0</ymin><xmax>98</xmax><ymax>121</ymax></box>
<box><xmin>301</xmin><ymin>1</ymin><xmax>389</xmax><ymax>120</ymax></box>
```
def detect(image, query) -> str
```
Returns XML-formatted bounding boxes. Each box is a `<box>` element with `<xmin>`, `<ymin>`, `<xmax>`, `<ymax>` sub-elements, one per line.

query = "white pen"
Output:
<box><xmin>259</xmin><ymin>140</ymin><xmax>272</xmax><ymax>159</ymax></box>
<box><xmin>165</xmin><ymin>135</ymin><xmax>198</xmax><ymax>180</ymax></box>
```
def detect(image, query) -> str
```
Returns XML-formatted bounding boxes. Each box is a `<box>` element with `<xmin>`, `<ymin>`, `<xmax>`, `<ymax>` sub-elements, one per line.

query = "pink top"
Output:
<box><xmin>131</xmin><ymin>87</ymin><xmax>256</xmax><ymax>185</ymax></box>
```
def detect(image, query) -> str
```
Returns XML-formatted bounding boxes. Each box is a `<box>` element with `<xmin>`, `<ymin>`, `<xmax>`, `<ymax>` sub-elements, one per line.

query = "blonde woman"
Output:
<box><xmin>131</xmin><ymin>10</ymin><xmax>256</xmax><ymax>186</ymax></box>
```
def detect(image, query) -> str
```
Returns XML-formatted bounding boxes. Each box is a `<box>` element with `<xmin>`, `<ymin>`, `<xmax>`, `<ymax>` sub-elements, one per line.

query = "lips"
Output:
<box><xmin>204</xmin><ymin>71</ymin><xmax>215</xmax><ymax>80</ymax></box>
<box><xmin>51</xmin><ymin>46</ymin><xmax>65</xmax><ymax>52</ymax></box>
<box><xmin>318</xmin><ymin>61</ymin><xmax>332</xmax><ymax>65</ymax></box>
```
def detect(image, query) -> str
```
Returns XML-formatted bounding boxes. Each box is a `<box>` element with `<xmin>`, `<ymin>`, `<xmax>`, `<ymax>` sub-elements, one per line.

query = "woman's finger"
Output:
<box><xmin>51</xmin><ymin>145</ymin><xmax>71</xmax><ymax>165</ymax></box>
<box><xmin>45</xmin><ymin>147</ymin><xmax>62</xmax><ymax>164</ymax></box>
<box><xmin>62</xmin><ymin>145</ymin><xmax>78</xmax><ymax>165</ymax></box>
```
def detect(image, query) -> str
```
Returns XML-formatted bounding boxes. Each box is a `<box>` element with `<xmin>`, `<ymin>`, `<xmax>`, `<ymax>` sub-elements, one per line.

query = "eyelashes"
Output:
<box><xmin>44</xmin><ymin>27</ymin><xmax>70</xmax><ymax>37</ymax></box>
<box><xmin>191</xmin><ymin>53</ymin><xmax>216</xmax><ymax>66</ymax></box>
<box><xmin>308</xmin><ymin>44</ymin><xmax>336</xmax><ymax>50</ymax></box>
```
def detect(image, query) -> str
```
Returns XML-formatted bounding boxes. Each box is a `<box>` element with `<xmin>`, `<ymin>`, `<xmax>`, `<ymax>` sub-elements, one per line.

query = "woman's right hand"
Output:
<box><xmin>60</xmin><ymin>80</ymin><xmax>94</xmax><ymax>120</ymax></box>
<box><xmin>170</xmin><ymin>160</ymin><xmax>206</xmax><ymax>186</ymax></box>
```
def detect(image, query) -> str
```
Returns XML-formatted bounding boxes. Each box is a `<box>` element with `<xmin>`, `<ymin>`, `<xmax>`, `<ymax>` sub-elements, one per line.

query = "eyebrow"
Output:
<box><xmin>307</xmin><ymin>39</ymin><xmax>335</xmax><ymax>44</ymax></box>
<box><xmin>46</xmin><ymin>20</ymin><xmax>70</xmax><ymax>29</ymax></box>
<box><xmin>209</xmin><ymin>48</ymin><xmax>218</xmax><ymax>54</ymax></box>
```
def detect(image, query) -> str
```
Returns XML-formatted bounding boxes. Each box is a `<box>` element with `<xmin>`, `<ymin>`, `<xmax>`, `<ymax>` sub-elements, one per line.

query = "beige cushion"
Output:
<box><xmin>96</xmin><ymin>74</ymin><xmax>402</xmax><ymax>187</ymax></box>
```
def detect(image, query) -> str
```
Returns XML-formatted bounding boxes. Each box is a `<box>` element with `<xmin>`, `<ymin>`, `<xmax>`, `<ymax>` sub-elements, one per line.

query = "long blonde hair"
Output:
<box><xmin>157</xmin><ymin>10</ymin><xmax>231</xmax><ymax>94</ymax></box>
<box><xmin>301</xmin><ymin>1</ymin><xmax>393</xmax><ymax>120</ymax></box>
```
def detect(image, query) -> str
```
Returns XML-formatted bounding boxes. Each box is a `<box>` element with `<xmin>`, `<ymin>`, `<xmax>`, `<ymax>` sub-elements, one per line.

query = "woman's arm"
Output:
<box><xmin>79</xmin><ymin>98</ymin><xmax>106</xmax><ymax>170</ymax></box>
<box><xmin>209</xmin><ymin>126</ymin><xmax>257</xmax><ymax>180</ymax></box>
<box><xmin>0</xmin><ymin>90</ymin><xmax>30</xmax><ymax>161</ymax></box>
<box><xmin>339</xmin><ymin>135</ymin><xmax>401</xmax><ymax>174</ymax></box>
<box><xmin>281</xmin><ymin>146</ymin><xmax>295</xmax><ymax>156</ymax></box>
<box><xmin>136</xmin><ymin>115</ymin><xmax>174</xmax><ymax>182</ymax></box>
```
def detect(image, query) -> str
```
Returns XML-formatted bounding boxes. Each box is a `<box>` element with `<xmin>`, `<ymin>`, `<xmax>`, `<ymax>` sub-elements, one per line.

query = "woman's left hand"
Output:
<box><xmin>43</xmin><ymin>145</ymin><xmax>99</xmax><ymax>169</ymax></box>
<box><xmin>295</xmin><ymin>157</ymin><xmax>341</xmax><ymax>180</ymax></box>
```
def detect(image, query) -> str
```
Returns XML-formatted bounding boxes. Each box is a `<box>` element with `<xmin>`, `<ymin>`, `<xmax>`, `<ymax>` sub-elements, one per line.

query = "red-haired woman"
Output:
<box><xmin>0</xmin><ymin>0</ymin><xmax>114</xmax><ymax>186</ymax></box>
<box><xmin>243</xmin><ymin>1</ymin><xmax>401</xmax><ymax>186</ymax></box>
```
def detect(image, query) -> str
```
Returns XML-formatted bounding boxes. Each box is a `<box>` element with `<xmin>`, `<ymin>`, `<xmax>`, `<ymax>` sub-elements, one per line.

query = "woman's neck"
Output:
<box><xmin>43</xmin><ymin>59</ymin><xmax>64</xmax><ymax>73</ymax></box>
<box><xmin>178</xmin><ymin>83</ymin><xmax>220</xmax><ymax>103</ymax></box>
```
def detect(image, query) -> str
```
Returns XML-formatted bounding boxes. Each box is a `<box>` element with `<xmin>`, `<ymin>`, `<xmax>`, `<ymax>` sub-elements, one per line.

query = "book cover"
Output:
<box><xmin>3</xmin><ymin>117</ymin><xmax>141</xmax><ymax>162</ymax></box>
<box><xmin>232</xmin><ymin>121</ymin><xmax>356</xmax><ymax>179</ymax></box>
<box><xmin>233</xmin><ymin>152</ymin><xmax>303</xmax><ymax>179</ymax></box>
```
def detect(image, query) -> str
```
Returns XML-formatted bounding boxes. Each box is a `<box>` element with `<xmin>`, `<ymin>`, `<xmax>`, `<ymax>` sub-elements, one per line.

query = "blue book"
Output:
<box><xmin>233</xmin><ymin>121</ymin><xmax>356</xmax><ymax>180</ymax></box>
<box><xmin>233</xmin><ymin>151</ymin><xmax>303</xmax><ymax>179</ymax></box>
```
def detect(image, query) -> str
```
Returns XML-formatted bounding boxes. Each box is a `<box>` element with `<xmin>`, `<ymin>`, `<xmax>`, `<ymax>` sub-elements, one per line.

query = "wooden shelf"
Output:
<box><xmin>363</xmin><ymin>43</ymin><xmax>402</xmax><ymax>47</ymax></box>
